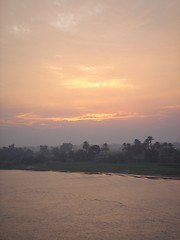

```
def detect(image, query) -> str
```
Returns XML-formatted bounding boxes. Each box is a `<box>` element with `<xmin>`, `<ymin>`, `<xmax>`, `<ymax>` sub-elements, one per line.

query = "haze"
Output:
<box><xmin>0</xmin><ymin>0</ymin><xmax>180</xmax><ymax>146</ymax></box>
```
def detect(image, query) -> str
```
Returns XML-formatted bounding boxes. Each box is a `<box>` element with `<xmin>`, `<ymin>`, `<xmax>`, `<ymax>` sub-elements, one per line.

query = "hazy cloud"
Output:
<box><xmin>11</xmin><ymin>25</ymin><xmax>31</xmax><ymax>34</ymax></box>
<box><xmin>162</xmin><ymin>105</ymin><xmax>180</xmax><ymax>110</ymax></box>
<box><xmin>50</xmin><ymin>13</ymin><xmax>76</xmax><ymax>31</ymax></box>
<box><xmin>50</xmin><ymin>1</ymin><xmax>103</xmax><ymax>32</ymax></box>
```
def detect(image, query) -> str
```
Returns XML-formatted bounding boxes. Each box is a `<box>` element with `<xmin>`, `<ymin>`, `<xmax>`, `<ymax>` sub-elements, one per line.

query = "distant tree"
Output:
<box><xmin>89</xmin><ymin>145</ymin><xmax>101</xmax><ymax>154</ymax></box>
<box><xmin>153</xmin><ymin>141</ymin><xmax>161</xmax><ymax>150</ymax></box>
<box><xmin>73</xmin><ymin>149</ymin><xmax>87</xmax><ymax>162</ymax></box>
<box><xmin>59</xmin><ymin>152</ymin><xmax>68</xmax><ymax>162</ymax></box>
<box><xmin>133</xmin><ymin>139</ymin><xmax>143</xmax><ymax>154</ymax></box>
<box><xmin>162</xmin><ymin>142</ymin><xmax>168</xmax><ymax>148</ymax></box>
<box><xmin>144</xmin><ymin>136</ymin><xmax>154</xmax><ymax>150</ymax></box>
<box><xmin>8</xmin><ymin>144</ymin><xmax>15</xmax><ymax>151</ymax></box>
<box><xmin>101</xmin><ymin>143</ymin><xmax>109</xmax><ymax>153</ymax></box>
<box><xmin>40</xmin><ymin>145</ymin><xmax>49</xmax><ymax>156</ymax></box>
<box><xmin>161</xmin><ymin>142</ymin><xmax>175</xmax><ymax>152</ymax></box>
<box><xmin>122</xmin><ymin>143</ymin><xmax>131</xmax><ymax>152</ymax></box>
<box><xmin>21</xmin><ymin>148</ymin><xmax>35</xmax><ymax>164</ymax></box>
<box><xmin>159</xmin><ymin>142</ymin><xmax>176</xmax><ymax>161</ymax></box>
<box><xmin>60</xmin><ymin>143</ymin><xmax>73</xmax><ymax>153</ymax></box>
<box><xmin>83</xmin><ymin>141</ymin><xmax>89</xmax><ymax>153</ymax></box>
<box><xmin>35</xmin><ymin>153</ymin><xmax>46</xmax><ymax>163</ymax></box>
<box><xmin>51</xmin><ymin>147</ymin><xmax>61</xmax><ymax>161</ymax></box>
<box><xmin>144</xmin><ymin>148</ymin><xmax>159</xmax><ymax>162</ymax></box>
<box><xmin>105</xmin><ymin>152</ymin><xmax>126</xmax><ymax>163</ymax></box>
<box><xmin>88</xmin><ymin>145</ymin><xmax>101</xmax><ymax>159</ymax></box>
<box><xmin>168</xmin><ymin>143</ymin><xmax>174</xmax><ymax>149</ymax></box>
<box><xmin>134</xmin><ymin>139</ymin><xmax>141</xmax><ymax>146</ymax></box>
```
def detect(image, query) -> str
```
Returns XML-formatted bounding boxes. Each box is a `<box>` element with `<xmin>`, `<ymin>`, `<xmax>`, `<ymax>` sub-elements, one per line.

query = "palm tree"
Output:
<box><xmin>144</xmin><ymin>136</ymin><xmax>154</xmax><ymax>150</ymax></box>
<box><xmin>83</xmin><ymin>141</ymin><xmax>89</xmax><ymax>153</ymax></box>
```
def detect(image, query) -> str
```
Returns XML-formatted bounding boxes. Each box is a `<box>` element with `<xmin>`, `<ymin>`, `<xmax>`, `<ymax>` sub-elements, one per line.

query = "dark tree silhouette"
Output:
<box><xmin>153</xmin><ymin>141</ymin><xmax>161</xmax><ymax>150</ymax></box>
<box><xmin>134</xmin><ymin>139</ymin><xmax>141</xmax><ymax>147</ymax></box>
<box><xmin>144</xmin><ymin>136</ymin><xmax>154</xmax><ymax>150</ymax></box>
<box><xmin>88</xmin><ymin>145</ymin><xmax>101</xmax><ymax>159</ymax></box>
<box><xmin>0</xmin><ymin>136</ymin><xmax>179</xmax><ymax>169</ymax></box>
<box><xmin>101</xmin><ymin>143</ymin><xmax>109</xmax><ymax>153</ymax></box>
<box><xmin>133</xmin><ymin>139</ymin><xmax>143</xmax><ymax>154</ymax></box>
<box><xmin>51</xmin><ymin>147</ymin><xmax>61</xmax><ymax>161</ymax></box>
<box><xmin>74</xmin><ymin>149</ymin><xmax>87</xmax><ymax>162</ymax></box>
<box><xmin>60</xmin><ymin>143</ymin><xmax>73</xmax><ymax>153</ymax></box>
<box><xmin>122</xmin><ymin>143</ymin><xmax>131</xmax><ymax>152</ymax></box>
<box><xmin>83</xmin><ymin>141</ymin><xmax>89</xmax><ymax>153</ymax></box>
<box><xmin>40</xmin><ymin>145</ymin><xmax>49</xmax><ymax>156</ymax></box>
<box><xmin>89</xmin><ymin>145</ymin><xmax>101</xmax><ymax>154</ymax></box>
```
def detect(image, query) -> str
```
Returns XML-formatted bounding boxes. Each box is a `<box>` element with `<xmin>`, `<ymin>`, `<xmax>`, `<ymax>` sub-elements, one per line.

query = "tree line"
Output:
<box><xmin>0</xmin><ymin>136</ymin><xmax>179</xmax><ymax>168</ymax></box>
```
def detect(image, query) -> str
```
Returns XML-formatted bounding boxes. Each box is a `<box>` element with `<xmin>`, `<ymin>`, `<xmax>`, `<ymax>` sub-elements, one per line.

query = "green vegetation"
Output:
<box><xmin>0</xmin><ymin>137</ymin><xmax>180</xmax><ymax>177</ymax></box>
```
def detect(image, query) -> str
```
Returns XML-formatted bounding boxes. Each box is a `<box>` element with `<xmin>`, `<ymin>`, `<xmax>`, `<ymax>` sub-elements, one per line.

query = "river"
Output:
<box><xmin>0</xmin><ymin>170</ymin><xmax>180</xmax><ymax>240</ymax></box>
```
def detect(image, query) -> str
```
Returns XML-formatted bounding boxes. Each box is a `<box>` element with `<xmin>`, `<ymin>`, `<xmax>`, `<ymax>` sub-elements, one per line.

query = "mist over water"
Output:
<box><xmin>0</xmin><ymin>170</ymin><xmax>180</xmax><ymax>240</ymax></box>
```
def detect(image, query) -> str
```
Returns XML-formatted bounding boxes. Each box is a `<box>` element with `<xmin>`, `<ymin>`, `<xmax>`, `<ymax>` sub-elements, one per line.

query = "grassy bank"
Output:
<box><xmin>2</xmin><ymin>161</ymin><xmax>180</xmax><ymax>177</ymax></box>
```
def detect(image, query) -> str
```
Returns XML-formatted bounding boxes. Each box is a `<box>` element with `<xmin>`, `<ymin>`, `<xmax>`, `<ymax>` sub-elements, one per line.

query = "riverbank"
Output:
<box><xmin>1</xmin><ymin>161</ymin><xmax>180</xmax><ymax>178</ymax></box>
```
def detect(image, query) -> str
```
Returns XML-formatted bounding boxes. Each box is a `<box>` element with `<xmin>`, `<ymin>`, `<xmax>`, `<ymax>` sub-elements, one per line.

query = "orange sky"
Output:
<box><xmin>0</xmin><ymin>0</ymin><xmax>180</xmax><ymax>146</ymax></box>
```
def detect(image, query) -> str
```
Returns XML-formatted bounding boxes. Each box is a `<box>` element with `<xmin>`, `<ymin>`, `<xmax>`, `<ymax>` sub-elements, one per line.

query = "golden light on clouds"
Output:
<box><xmin>11</xmin><ymin>112</ymin><xmax>138</xmax><ymax>127</ymax></box>
<box><xmin>62</xmin><ymin>78</ymin><xmax>133</xmax><ymax>89</ymax></box>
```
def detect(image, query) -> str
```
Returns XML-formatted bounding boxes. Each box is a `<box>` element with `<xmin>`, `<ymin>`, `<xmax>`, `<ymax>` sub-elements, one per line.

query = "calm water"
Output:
<box><xmin>0</xmin><ymin>170</ymin><xmax>180</xmax><ymax>240</ymax></box>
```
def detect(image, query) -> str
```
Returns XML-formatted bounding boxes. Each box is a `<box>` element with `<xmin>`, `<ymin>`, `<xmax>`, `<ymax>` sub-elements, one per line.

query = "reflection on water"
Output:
<box><xmin>0</xmin><ymin>170</ymin><xmax>180</xmax><ymax>240</ymax></box>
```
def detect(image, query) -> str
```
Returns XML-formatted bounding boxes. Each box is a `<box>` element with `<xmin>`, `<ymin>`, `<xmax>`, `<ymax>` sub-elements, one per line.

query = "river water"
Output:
<box><xmin>0</xmin><ymin>170</ymin><xmax>180</xmax><ymax>240</ymax></box>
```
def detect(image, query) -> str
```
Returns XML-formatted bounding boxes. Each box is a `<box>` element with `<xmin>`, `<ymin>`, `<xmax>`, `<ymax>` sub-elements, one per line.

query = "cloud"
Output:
<box><xmin>161</xmin><ymin>105</ymin><xmax>180</xmax><ymax>110</ymax></box>
<box><xmin>80</xmin><ymin>66</ymin><xmax>97</xmax><ymax>72</ymax></box>
<box><xmin>54</xmin><ymin>0</ymin><xmax>66</xmax><ymax>7</ymax></box>
<box><xmin>9</xmin><ymin>111</ymin><xmax>139</xmax><ymax>127</ymax></box>
<box><xmin>1</xmin><ymin>111</ymin><xmax>167</xmax><ymax>128</ymax></box>
<box><xmin>11</xmin><ymin>25</ymin><xmax>30</xmax><ymax>34</ymax></box>
<box><xmin>47</xmin><ymin>65</ymin><xmax>63</xmax><ymax>71</ymax></box>
<box><xmin>50</xmin><ymin>13</ymin><xmax>76</xmax><ymax>31</ymax></box>
<box><xmin>47</xmin><ymin>65</ymin><xmax>66</xmax><ymax>78</ymax></box>
<box><xmin>79</xmin><ymin>65</ymin><xmax>114</xmax><ymax>74</ymax></box>
<box><xmin>62</xmin><ymin>78</ymin><xmax>133</xmax><ymax>89</ymax></box>
<box><xmin>50</xmin><ymin>2</ymin><xmax>103</xmax><ymax>32</ymax></box>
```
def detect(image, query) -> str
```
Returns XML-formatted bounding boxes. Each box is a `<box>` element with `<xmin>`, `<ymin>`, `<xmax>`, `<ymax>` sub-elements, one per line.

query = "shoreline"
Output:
<box><xmin>1</xmin><ymin>160</ymin><xmax>180</xmax><ymax>179</ymax></box>
<box><xmin>1</xmin><ymin>168</ymin><xmax>180</xmax><ymax>180</ymax></box>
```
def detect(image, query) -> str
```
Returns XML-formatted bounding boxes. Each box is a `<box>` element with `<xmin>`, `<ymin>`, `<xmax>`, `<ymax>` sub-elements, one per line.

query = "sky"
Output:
<box><xmin>0</xmin><ymin>0</ymin><xmax>180</xmax><ymax>146</ymax></box>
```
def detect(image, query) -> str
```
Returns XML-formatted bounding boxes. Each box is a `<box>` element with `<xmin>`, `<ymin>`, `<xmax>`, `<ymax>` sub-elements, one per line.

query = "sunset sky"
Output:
<box><xmin>0</xmin><ymin>0</ymin><xmax>180</xmax><ymax>146</ymax></box>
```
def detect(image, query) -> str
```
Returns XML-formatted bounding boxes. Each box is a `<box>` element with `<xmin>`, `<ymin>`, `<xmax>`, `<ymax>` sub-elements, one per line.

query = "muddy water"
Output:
<box><xmin>0</xmin><ymin>170</ymin><xmax>180</xmax><ymax>240</ymax></box>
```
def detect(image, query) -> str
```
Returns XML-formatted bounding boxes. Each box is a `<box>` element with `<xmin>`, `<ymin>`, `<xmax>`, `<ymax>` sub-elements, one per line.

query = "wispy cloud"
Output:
<box><xmin>80</xmin><ymin>66</ymin><xmax>97</xmax><ymax>72</ymax></box>
<box><xmin>79</xmin><ymin>65</ymin><xmax>114</xmax><ymax>74</ymax></box>
<box><xmin>62</xmin><ymin>78</ymin><xmax>133</xmax><ymax>89</ymax></box>
<box><xmin>54</xmin><ymin>0</ymin><xmax>66</xmax><ymax>7</ymax></box>
<box><xmin>47</xmin><ymin>65</ymin><xmax>63</xmax><ymax>71</ymax></box>
<box><xmin>1</xmin><ymin>111</ymin><xmax>167</xmax><ymax>128</ymax></box>
<box><xmin>11</xmin><ymin>25</ymin><xmax>31</xmax><ymax>34</ymax></box>
<box><xmin>9</xmin><ymin>111</ymin><xmax>139</xmax><ymax>127</ymax></box>
<box><xmin>50</xmin><ymin>13</ymin><xmax>76</xmax><ymax>31</ymax></box>
<box><xmin>161</xmin><ymin>105</ymin><xmax>180</xmax><ymax>110</ymax></box>
<box><xmin>50</xmin><ymin>2</ymin><xmax>103</xmax><ymax>32</ymax></box>
<box><xmin>47</xmin><ymin>65</ymin><xmax>66</xmax><ymax>78</ymax></box>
